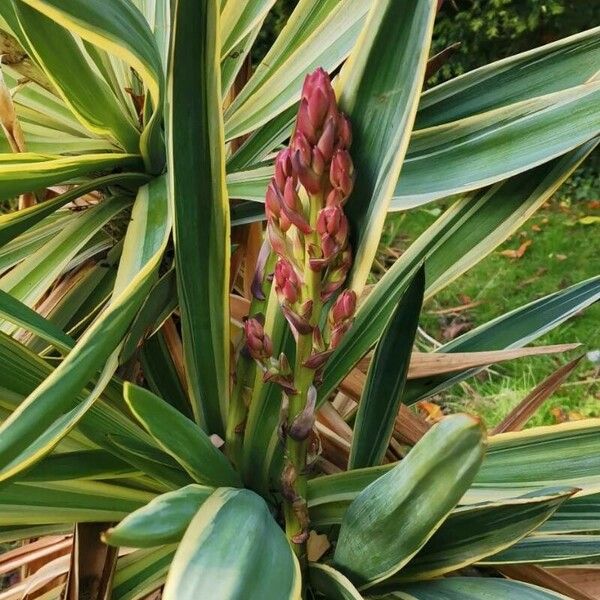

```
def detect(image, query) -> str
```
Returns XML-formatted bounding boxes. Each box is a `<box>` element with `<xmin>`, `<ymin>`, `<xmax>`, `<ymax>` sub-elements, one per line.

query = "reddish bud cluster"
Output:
<box><xmin>244</xmin><ymin>317</ymin><xmax>273</xmax><ymax>361</ymax></box>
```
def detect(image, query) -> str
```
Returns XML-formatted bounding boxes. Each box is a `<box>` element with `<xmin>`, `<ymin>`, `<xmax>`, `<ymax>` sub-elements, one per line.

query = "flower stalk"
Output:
<box><xmin>260</xmin><ymin>69</ymin><xmax>357</xmax><ymax>562</ymax></box>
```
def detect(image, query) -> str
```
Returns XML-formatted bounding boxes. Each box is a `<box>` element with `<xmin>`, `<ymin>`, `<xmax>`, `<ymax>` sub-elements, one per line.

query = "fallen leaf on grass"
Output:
<box><xmin>500</xmin><ymin>239</ymin><xmax>532</xmax><ymax>259</ymax></box>
<box><xmin>417</xmin><ymin>401</ymin><xmax>444</xmax><ymax>423</ymax></box>
<box><xmin>440</xmin><ymin>318</ymin><xmax>473</xmax><ymax>340</ymax></box>
<box><xmin>551</xmin><ymin>407</ymin><xmax>585</xmax><ymax>424</ymax></box>
<box><xmin>531</xmin><ymin>224</ymin><xmax>542</xmax><ymax>232</ymax></box>
<box><xmin>578</xmin><ymin>216</ymin><xmax>600</xmax><ymax>225</ymax></box>
<box><xmin>555</xmin><ymin>254</ymin><xmax>567</xmax><ymax>261</ymax></box>
<box><xmin>587</xmin><ymin>200</ymin><xmax>600</xmax><ymax>210</ymax></box>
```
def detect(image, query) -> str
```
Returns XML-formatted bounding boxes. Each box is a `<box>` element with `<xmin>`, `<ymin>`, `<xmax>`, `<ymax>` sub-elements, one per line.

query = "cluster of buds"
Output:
<box><xmin>263</xmin><ymin>68</ymin><xmax>357</xmax><ymax>357</ymax></box>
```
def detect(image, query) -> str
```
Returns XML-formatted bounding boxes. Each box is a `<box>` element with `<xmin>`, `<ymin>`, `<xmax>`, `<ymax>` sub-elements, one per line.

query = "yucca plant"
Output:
<box><xmin>0</xmin><ymin>0</ymin><xmax>599</xmax><ymax>598</ymax></box>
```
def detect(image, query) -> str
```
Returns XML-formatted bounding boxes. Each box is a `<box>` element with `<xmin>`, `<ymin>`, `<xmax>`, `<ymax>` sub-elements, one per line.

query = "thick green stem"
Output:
<box><xmin>283</xmin><ymin>194</ymin><xmax>322</xmax><ymax>565</ymax></box>
<box><xmin>225</xmin><ymin>252</ymin><xmax>276</xmax><ymax>467</ymax></box>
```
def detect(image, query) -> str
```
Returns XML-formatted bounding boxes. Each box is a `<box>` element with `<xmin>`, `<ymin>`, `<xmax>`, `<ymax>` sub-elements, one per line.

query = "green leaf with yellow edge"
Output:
<box><xmin>113</xmin><ymin>545</ymin><xmax>176</xmax><ymax>600</ymax></box>
<box><xmin>0</xmin><ymin>178</ymin><xmax>171</xmax><ymax>480</ymax></box>
<box><xmin>124</xmin><ymin>383</ymin><xmax>240</xmax><ymax>488</ymax></box>
<box><xmin>0</xmin><ymin>479</ymin><xmax>154</xmax><ymax>525</ymax></box>
<box><xmin>223</xmin><ymin>0</ymin><xmax>370</xmax><ymax>139</ymax></box>
<box><xmin>163</xmin><ymin>488</ymin><xmax>301</xmax><ymax>600</ymax></box>
<box><xmin>10</xmin><ymin>1</ymin><xmax>139</xmax><ymax>151</ymax></box>
<box><xmin>379</xmin><ymin>577</ymin><xmax>573</xmax><ymax>599</ymax></box>
<box><xmin>479</xmin><ymin>534</ymin><xmax>600</xmax><ymax>566</ymax></box>
<box><xmin>0</xmin><ymin>153</ymin><xmax>142</xmax><ymax>202</ymax></box>
<box><xmin>0</xmin><ymin>288</ymin><xmax>73</xmax><ymax>353</ymax></box>
<box><xmin>349</xmin><ymin>266</ymin><xmax>424</xmax><ymax>469</ymax></box>
<box><xmin>393</xmin><ymin>487</ymin><xmax>576</xmax><ymax>582</ymax></box>
<box><xmin>416</xmin><ymin>26</ymin><xmax>600</xmax><ymax>128</ymax></box>
<box><xmin>0</xmin><ymin>172</ymin><xmax>149</xmax><ymax>247</ymax></box>
<box><xmin>167</xmin><ymin>0</ymin><xmax>230</xmax><ymax>435</ymax></box>
<box><xmin>309</xmin><ymin>563</ymin><xmax>363</xmax><ymax>600</ymax></box>
<box><xmin>333</xmin><ymin>415</ymin><xmax>486</xmax><ymax>588</ymax></box>
<box><xmin>17</xmin><ymin>0</ymin><xmax>165</xmax><ymax>172</ymax></box>
<box><xmin>104</xmin><ymin>484</ymin><xmax>214</xmax><ymax>548</ymax></box>
<box><xmin>392</xmin><ymin>82</ymin><xmax>600</xmax><ymax>209</ymax></box>
<box><xmin>340</xmin><ymin>0</ymin><xmax>436</xmax><ymax>293</ymax></box>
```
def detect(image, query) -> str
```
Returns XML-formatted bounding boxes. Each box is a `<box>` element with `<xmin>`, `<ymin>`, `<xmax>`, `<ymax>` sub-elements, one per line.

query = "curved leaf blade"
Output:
<box><xmin>104</xmin><ymin>484</ymin><xmax>213</xmax><ymax>548</ymax></box>
<box><xmin>0</xmin><ymin>178</ymin><xmax>171</xmax><ymax>478</ymax></box>
<box><xmin>333</xmin><ymin>415</ymin><xmax>486</xmax><ymax>587</ymax></box>
<box><xmin>349</xmin><ymin>266</ymin><xmax>424</xmax><ymax>469</ymax></box>
<box><xmin>163</xmin><ymin>488</ymin><xmax>301</xmax><ymax>600</ymax></box>
<box><xmin>383</xmin><ymin>577</ymin><xmax>572</xmax><ymax>599</ymax></box>
<box><xmin>167</xmin><ymin>0</ymin><xmax>230</xmax><ymax>435</ymax></box>
<box><xmin>340</xmin><ymin>0</ymin><xmax>436</xmax><ymax>292</ymax></box>
<box><xmin>124</xmin><ymin>383</ymin><xmax>241</xmax><ymax>488</ymax></box>
<box><xmin>309</xmin><ymin>563</ymin><xmax>363</xmax><ymax>600</ymax></box>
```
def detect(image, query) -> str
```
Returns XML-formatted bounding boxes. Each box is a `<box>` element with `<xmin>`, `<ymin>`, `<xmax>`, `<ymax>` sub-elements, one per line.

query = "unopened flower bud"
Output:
<box><xmin>244</xmin><ymin>317</ymin><xmax>273</xmax><ymax>360</ymax></box>
<box><xmin>275</xmin><ymin>258</ymin><xmax>301</xmax><ymax>304</ymax></box>
<box><xmin>330</xmin><ymin>150</ymin><xmax>354</xmax><ymax>199</ymax></box>
<box><xmin>330</xmin><ymin>322</ymin><xmax>351</xmax><ymax>349</ymax></box>
<box><xmin>329</xmin><ymin>290</ymin><xmax>357</xmax><ymax>325</ymax></box>
<box><xmin>296</xmin><ymin>68</ymin><xmax>337</xmax><ymax>144</ymax></box>
<box><xmin>316</xmin><ymin>205</ymin><xmax>349</xmax><ymax>259</ymax></box>
<box><xmin>292</xmin><ymin>133</ymin><xmax>323</xmax><ymax>194</ymax></box>
<box><xmin>337</xmin><ymin>113</ymin><xmax>352</xmax><ymax>149</ymax></box>
<box><xmin>316</xmin><ymin>117</ymin><xmax>336</xmax><ymax>163</ymax></box>
<box><xmin>281</xmin><ymin>177</ymin><xmax>312</xmax><ymax>234</ymax></box>
<box><xmin>274</xmin><ymin>148</ymin><xmax>294</xmax><ymax>190</ymax></box>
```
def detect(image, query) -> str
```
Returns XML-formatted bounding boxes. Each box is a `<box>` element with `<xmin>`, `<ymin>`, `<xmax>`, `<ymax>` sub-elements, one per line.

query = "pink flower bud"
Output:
<box><xmin>330</xmin><ymin>322</ymin><xmax>351</xmax><ymax>349</ymax></box>
<box><xmin>275</xmin><ymin>258</ymin><xmax>300</xmax><ymax>304</ymax></box>
<box><xmin>316</xmin><ymin>117</ymin><xmax>336</xmax><ymax>163</ymax></box>
<box><xmin>316</xmin><ymin>205</ymin><xmax>344</xmax><ymax>237</ymax></box>
<box><xmin>244</xmin><ymin>317</ymin><xmax>273</xmax><ymax>360</ymax></box>
<box><xmin>330</xmin><ymin>150</ymin><xmax>354</xmax><ymax>199</ymax></box>
<box><xmin>330</xmin><ymin>290</ymin><xmax>357</xmax><ymax>325</ymax></box>
<box><xmin>316</xmin><ymin>205</ymin><xmax>349</xmax><ymax>258</ymax></box>
<box><xmin>274</xmin><ymin>148</ymin><xmax>294</xmax><ymax>190</ymax></box>
<box><xmin>296</xmin><ymin>68</ymin><xmax>337</xmax><ymax>144</ymax></box>
<box><xmin>280</xmin><ymin>178</ymin><xmax>312</xmax><ymax>234</ymax></box>
<box><xmin>337</xmin><ymin>114</ymin><xmax>352</xmax><ymax>149</ymax></box>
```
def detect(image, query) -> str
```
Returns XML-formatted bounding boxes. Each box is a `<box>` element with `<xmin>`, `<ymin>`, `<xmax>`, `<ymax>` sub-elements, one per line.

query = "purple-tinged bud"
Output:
<box><xmin>330</xmin><ymin>290</ymin><xmax>357</xmax><ymax>325</ymax></box>
<box><xmin>250</xmin><ymin>240</ymin><xmax>271</xmax><ymax>301</ymax></box>
<box><xmin>321</xmin><ymin>247</ymin><xmax>352</xmax><ymax>302</ymax></box>
<box><xmin>316</xmin><ymin>205</ymin><xmax>349</xmax><ymax>259</ymax></box>
<box><xmin>281</xmin><ymin>304</ymin><xmax>313</xmax><ymax>337</ymax></box>
<box><xmin>297</xmin><ymin>68</ymin><xmax>337</xmax><ymax>144</ymax></box>
<box><xmin>274</xmin><ymin>148</ymin><xmax>294</xmax><ymax>191</ymax></box>
<box><xmin>267</xmin><ymin>221</ymin><xmax>289</xmax><ymax>257</ymax></box>
<box><xmin>275</xmin><ymin>258</ymin><xmax>301</xmax><ymax>304</ymax></box>
<box><xmin>244</xmin><ymin>317</ymin><xmax>273</xmax><ymax>360</ymax></box>
<box><xmin>325</xmin><ymin>188</ymin><xmax>345</xmax><ymax>207</ymax></box>
<box><xmin>291</xmin><ymin>134</ymin><xmax>322</xmax><ymax>194</ymax></box>
<box><xmin>330</xmin><ymin>150</ymin><xmax>354</xmax><ymax>199</ymax></box>
<box><xmin>281</xmin><ymin>177</ymin><xmax>312</xmax><ymax>234</ymax></box>
<box><xmin>303</xmin><ymin>349</ymin><xmax>333</xmax><ymax>370</ymax></box>
<box><xmin>316</xmin><ymin>117</ymin><xmax>336</xmax><ymax>163</ymax></box>
<box><xmin>337</xmin><ymin>113</ymin><xmax>352</xmax><ymax>149</ymax></box>
<box><xmin>316</xmin><ymin>205</ymin><xmax>344</xmax><ymax>236</ymax></box>
<box><xmin>288</xmin><ymin>385</ymin><xmax>317</xmax><ymax>441</ymax></box>
<box><xmin>330</xmin><ymin>322</ymin><xmax>351</xmax><ymax>349</ymax></box>
<box><xmin>265</xmin><ymin>182</ymin><xmax>283</xmax><ymax>223</ymax></box>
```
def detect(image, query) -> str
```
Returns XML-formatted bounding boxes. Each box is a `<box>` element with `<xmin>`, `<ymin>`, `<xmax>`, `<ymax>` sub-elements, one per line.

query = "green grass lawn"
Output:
<box><xmin>382</xmin><ymin>183</ymin><xmax>600</xmax><ymax>429</ymax></box>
